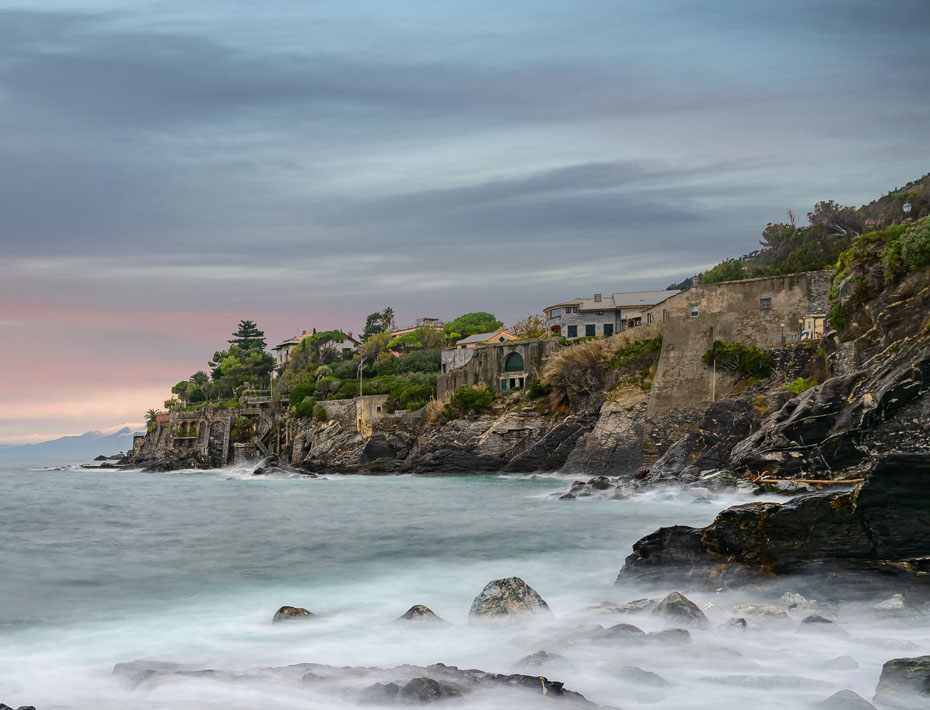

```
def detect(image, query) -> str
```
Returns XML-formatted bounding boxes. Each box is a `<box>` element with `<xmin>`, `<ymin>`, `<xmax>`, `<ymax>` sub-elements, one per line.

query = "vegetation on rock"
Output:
<box><xmin>703</xmin><ymin>341</ymin><xmax>772</xmax><ymax>379</ymax></box>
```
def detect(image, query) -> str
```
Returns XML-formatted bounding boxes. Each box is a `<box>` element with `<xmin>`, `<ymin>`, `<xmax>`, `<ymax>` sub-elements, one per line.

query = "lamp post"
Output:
<box><xmin>903</xmin><ymin>202</ymin><xmax>912</xmax><ymax>221</ymax></box>
<box><xmin>780</xmin><ymin>323</ymin><xmax>785</xmax><ymax>345</ymax></box>
<box><xmin>357</xmin><ymin>357</ymin><xmax>367</xmax><ymax>399</ymax></box>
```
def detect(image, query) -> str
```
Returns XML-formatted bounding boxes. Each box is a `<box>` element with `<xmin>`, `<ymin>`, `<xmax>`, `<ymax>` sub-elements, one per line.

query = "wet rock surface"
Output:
<box><xmin>651</xmin><ymin>591</ymin><xmax>710</xmax><ymax>628</ymax></box>
<box><xmin>469</xmin><ymin>577</ymin><xmax>551</xmax><ymax>618</ymax></box>
<box><xmin>814</xmin><ymin>689</ymin><xmax>876</xmax><ymax>709</ymax></box>
<box><xmin>620</xmin><ymin>454</ymin><xmax>930</xmax><ymax>587</ymax></box>
<box><xmin>873</xmin><ymin>655</ymin><xmax>930</xmax><ymax>709</ymax></box>
<box><xmin>272</xmin><ymin>606</ymin><xmax>314</xmax><ymax>623</ymax></box>
<box><xmin>396</xmin><ymin>605</ymin><xmax>445</xmax><ymax>624</ymax></box>
<box><xmin>112</xmin><ymin>660</ymin><xmax>603</xmax><ymax>707</ymax></box>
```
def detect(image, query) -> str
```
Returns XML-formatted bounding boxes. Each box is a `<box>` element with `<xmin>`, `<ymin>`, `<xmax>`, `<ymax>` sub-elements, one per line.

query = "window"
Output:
<box><xmin>585</xmin><ymin>324</ymin><xmax>596</xmax><ymax>337</ymax></box>
<box><xmin>647</xmin><ymin>313</ymin><xmax>654</xmax><ymax>325</ymax></box>
<box><xmin>503</xmin><ymin>352</ymin><xmax>525</xmax><ymax>372</ymax></box>
<box><xmin>376</xmin><ymin>406</ymin><xmax>382</xmax><ymax>413</ymax></box>
<box><xmin>565</xmin><ymin>306</ymin><xmax>578</xmax><ymax>314</ymax></box>
<box><xmin>442</xmin><ymin>363</ymin><xmax>447</xmax><ymax>373</ymax></box>
<box><xmin>549</xmin><ymin>308</ymin><xmax>562</xmax><ymax>318</ymax></box>
<box><xmin>663</xmin><ymin>309</ymin><xmax>668</xmax><ymax>322</ymax></box>
<box><xmin>460</xmin><ymin>344</ymin><xmax>467</xmax><ymax>349</ymax></box>
<box><xmin>760</xmin><ymin>297</ymin><xmax>772</xmax><ymax>310</ymax></box>
<box><xmin>603</xmin><ymin>323</ymin><xmax>614</xmax><ymax>336</ymax></box>
<box><xmin>567</xmin><ymin>325</ymin><xmax>577</xmax><ymax>338</ymax></box>
<box><xmin>498</xmin><ymin>336</ymin><xmax>505</xmax><ymax>342</ymax></box>
<box><xmin>500</xmin><ymin>378</ymin><xmax>509</xmax><ymax>392</ymax></box>
<box><xmin>690</xmin><ymin>303</ymin><xmax>699</xmax><ymax>317</ymax></box>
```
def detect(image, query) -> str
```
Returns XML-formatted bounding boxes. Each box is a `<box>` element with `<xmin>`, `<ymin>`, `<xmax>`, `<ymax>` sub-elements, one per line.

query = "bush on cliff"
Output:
<box><xmin>448</xmin><ymin>386</ymin><xmax>495</xmax><ymax>416</ymax></box>
<box><xmin>703</xmin><ymin>341</ymin><xmax>771</xmax><ymax>379</ymax></box>
<box><xmin>313</xmin><ymin>404</ymin><xmax>327</xmax><ymax>422</ymax></box>
<box><xmin>901</xmin><ymin>216</ymin><xmax>930</xmax><ymax>271</ymax></box>
<box><xmin>295</xmin><ymin>397</ymin><xmax>318</xmax><ymax>418</ymax></box>
<box><xmin>541</xmin><ymin>338</ymin><xmax>611</xmax><ymax>407</ymax></box>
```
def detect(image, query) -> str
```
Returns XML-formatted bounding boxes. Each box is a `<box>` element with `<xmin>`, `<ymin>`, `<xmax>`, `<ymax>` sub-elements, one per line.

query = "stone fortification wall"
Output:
<box><xmin>643</xmin><ymin>271</ymin><xmax>833</xmax><ymax>459</ymax></box>
<box><xmin>437</xmin><ymin>338</ymin><xmax>561</xmax><ymax>402</ymax></box>
<box><xmin>319</xmin><ymin>399</ymin><xmax>356</xmax><ymax>429</ymax></box>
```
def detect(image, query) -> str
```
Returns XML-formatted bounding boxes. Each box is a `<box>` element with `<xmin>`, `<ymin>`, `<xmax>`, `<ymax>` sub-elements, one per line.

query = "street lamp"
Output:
<box><xmin>903</xmin><ymin>202</ymin><xmax>912</xmax><ymax>220</ymax></box>
<box><xmin>357</xmin><ymin>357</ymin><xmax>367</xmax><ymax>398</ymax></box>
<box><xmin>780</xmin><ymin>323</ymin><xmax>785</xmax><ymax>344</ymax></box>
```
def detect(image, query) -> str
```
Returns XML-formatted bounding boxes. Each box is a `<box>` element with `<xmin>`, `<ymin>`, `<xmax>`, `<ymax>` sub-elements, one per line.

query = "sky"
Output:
<box><xmin>0</xmin><ymin>0</ymin><xmax>928</xmax><ymax>443</ymax></box>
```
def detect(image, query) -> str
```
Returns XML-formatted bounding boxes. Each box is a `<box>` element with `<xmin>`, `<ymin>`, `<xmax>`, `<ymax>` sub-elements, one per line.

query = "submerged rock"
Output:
<box><xmin>873</xmin><ymin>655</ymin><xmax>930</xmax><ymax>709</ymax></box>
<box><xmin>645</xmin><ymin>628</ymin><xmax>692</xmax><ymax>646</ymax></box>
<box><xmin>652</xmin><ymin>591</ymin><xmax>710</xmax><ymax>628</ymax></box>
<box><xmin>396</xmin><ymin>605</ymin><xmax>445</xmax><ymax>624</ymax></box>
<box><xmin>722</xmin><ymin>617</ymin><xmax>747</xmax><ymax>632</ymax></box>
<box><xmin>821</xmin><ymin>656</ymin><xmax>859</xmax><ymax>671</ymax></box>
<box><xmin>114</xmin><ymin>659</ymin><xmax>598</xmax><ymax>707</ymax></box>
<box><xmin>815</xmin><ymin>689</ymin><xmax>876</xmax><ymax>710</ymax></box>
<box><xmin>468</xmin><ymin>577</ymin><xmax>551</xmax><ymax>619</ymax></box>
<box><xmin>516</xmin><ymin>650</ymin><xmax>566</xmax><ymax>668</ymax></box>
<box><xmin>873</xmin><ymin>594</ymin><xmax>922</xmax><ymax>617</ymax></box>
<box><xmin>272</xmin><ymin>606</ymin><xmax>314</xmax><ymax>623</ymax></box>
<box><xmin>616</xmin><ymin>666</ymin><xmax>671</xmax><ymax>688</ymax></box>
<box><xmin>0</xmin><ymin>705</ymin><xmax>37</xmax><ymax>710</ymax></box>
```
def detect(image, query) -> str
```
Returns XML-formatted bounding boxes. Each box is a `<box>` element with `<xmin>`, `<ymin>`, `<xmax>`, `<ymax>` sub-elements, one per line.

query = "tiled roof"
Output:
<box><xmin>456</xmin><ymin>330</ymin><xmax>513</xmax><ymax>345</ymax></box>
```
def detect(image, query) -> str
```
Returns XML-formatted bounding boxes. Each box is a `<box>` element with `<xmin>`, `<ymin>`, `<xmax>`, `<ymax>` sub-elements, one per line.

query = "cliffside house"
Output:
<box><xmin>272</xmin><ymin>330</ymin><xmax>360</xmax><ymax>368</ymax></box>
<box><xmin>438</xmin><ymin>338</ymin><xmax>559</xmax><ymax>400</ymax></box>
<box><xmin>545</xmin><ymin>290</ymin><xmax>681</xmax><ymax>339</ymax></box>
<box><xmin>389</xmin><ymin>317</ymin><xmax>445</xmax><ymax>340</ymax></box>
<box><xmin>453</xmin><ymin>330</ymin><xmax>518</xmax><ymax>349</ymax></box>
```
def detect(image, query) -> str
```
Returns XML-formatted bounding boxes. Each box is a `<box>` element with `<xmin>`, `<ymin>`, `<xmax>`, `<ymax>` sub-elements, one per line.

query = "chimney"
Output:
<box><xmin>691</xmin><ymin>276</ymin><xmax>699</xmax><ymax>287</ymax></box>
<box><xmin>594</xmin><ymin>293</ymin><xmax>602</xmax><ymax>303</ymax></box>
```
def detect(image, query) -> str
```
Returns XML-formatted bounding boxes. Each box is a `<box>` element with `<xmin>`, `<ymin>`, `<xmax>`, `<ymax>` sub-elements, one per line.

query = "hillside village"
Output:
<box><xmin>129</xmin><ymin>177</ymin><xmax>930</xmax><ymax>484</ymax></box>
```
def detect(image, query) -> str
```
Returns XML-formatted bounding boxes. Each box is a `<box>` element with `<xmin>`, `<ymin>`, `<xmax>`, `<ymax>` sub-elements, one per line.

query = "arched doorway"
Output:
<box><xmin>503</xmin><ymin>352</ymin><xmax>525</xmax><ymax>373</ymax></box>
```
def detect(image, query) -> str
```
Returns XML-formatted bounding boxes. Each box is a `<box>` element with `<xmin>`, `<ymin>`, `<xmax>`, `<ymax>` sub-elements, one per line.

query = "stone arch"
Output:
<box><xmin>503</xmin><ymin>351</ymin><xmax>525</xmax><ymax>373</ymax></box>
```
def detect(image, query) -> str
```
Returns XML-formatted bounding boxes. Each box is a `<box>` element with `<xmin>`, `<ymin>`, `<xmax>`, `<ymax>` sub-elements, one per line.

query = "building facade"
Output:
<box><xmin>545</xmin><ymin>290</ymin><xmax>681</xmax><ymax>339</ymax></box>
<box><xmin>437</xmin><ymin>338</ymin><xmax>560</xmax><ymax>401</ymax></box>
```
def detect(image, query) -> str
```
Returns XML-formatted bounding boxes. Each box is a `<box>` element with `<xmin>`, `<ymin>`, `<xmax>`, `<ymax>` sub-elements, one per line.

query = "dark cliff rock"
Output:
<box><xmin>620</xmin><ymin>454</ymin><xmax>930</xmax><ymax>587</ymax></box>
<box><xmin>647</xmin><ymin>397</ymin><xmax>761</xmax><ymax>482</ymax></box>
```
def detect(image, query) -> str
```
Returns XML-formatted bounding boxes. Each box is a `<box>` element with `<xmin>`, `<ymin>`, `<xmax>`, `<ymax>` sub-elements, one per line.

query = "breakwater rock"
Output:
<box><xmin>620</xmin><ymin>454</ymin><xmax>930</xmax><ymax>587</ymax></box>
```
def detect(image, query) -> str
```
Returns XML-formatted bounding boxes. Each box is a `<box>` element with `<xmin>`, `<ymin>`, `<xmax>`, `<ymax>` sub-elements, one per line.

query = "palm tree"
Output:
<box><xmin>145</xmin><ymin>409</ymin><xmax>159</xmax><ymax>428</ymax></box>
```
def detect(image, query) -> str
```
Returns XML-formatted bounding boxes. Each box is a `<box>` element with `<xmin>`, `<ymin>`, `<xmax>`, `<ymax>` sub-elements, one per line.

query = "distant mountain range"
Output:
<box><xmin>0</xmin><ymin>427</ymin><xmax>140</xmax><ymax>461</ymax></box>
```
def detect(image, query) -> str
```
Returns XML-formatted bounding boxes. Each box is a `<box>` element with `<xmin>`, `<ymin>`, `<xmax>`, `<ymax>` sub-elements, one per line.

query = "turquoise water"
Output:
<box><xmin>1</xmin><ymin>463</ymin><xmax>927</xmax><ymax>709</ymax></box>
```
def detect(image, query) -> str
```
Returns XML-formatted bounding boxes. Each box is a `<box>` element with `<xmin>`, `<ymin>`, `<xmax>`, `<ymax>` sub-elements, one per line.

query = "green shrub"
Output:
<box><xmin>448</xmin><ymin>386</ymin><xmax>495</xmax><ymax>415</ymax></box>
<box><xmin>700</xmin><ymin>259</ymin><xmax>749</xmax><ymax>285</ymax></box>
<box><xmin>828</xmin><ymin>301</ymin><xmax>846</xmax><ymax>334</ymax></box>
<box><xmin>294</xmin><ymin>398</ymin><xmax>317</xmax><ymax>418</ymax></box>
<box><xmin>784</xmin><ymin>377</ymin><xmax>817</xmax><ymax>394</ymax></box>
<box><xmin>289</xmin><ymin>382</ymin><xmax>317</xmax><ymax>409</ymax></box>
<box><xmin>313</xmin><ymin>404</ymin><xmax>327</xmax><ymax>422</ymax></box>
<box><xmin>393</xmin><ymin>348</ymin><xmax>441</xmax><ymax>375</ymax></box>
<box><xmin>901</xmin><ymin>217</ymin><xmax>930</xmax><ymax>271</ymax></box>
<box><xmin>527</xmin><ymin>379</ymin><xmax>552</xmax><ymax>399</ymax></box>
<box><xmin>610</xmin><ymin>338</ymin><xmax>662</xmax><ymax>371</ymax></box>
<box><xmin>703</xmin><ymin>341</ymin><xmax>771</xmax><ymax>378</ymax></box>
<box><xmin>332</xmin><ymin>359</ymin><xmax>359</xmax><ymax>380</ymax></box>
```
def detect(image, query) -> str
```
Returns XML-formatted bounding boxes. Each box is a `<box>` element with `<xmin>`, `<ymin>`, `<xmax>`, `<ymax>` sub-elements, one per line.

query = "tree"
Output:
<box><xmin>145</xmin><ymin>409</ymin><xmax>159</xmax><ymax>427</ymax></box>
<box><xmin>510</xmin><ymin>314</ymin><xmax>547</xmax><ymax>338</ymax></box>
<box><xmin>228</xmin><ymin>320</ymin><xmax>266</xmax><ymax>351</ymax></box>
<box><xmin>807</xmin><ymin>200</ymin><xmax>863</xmax><ymax>238</ymax></box>
<box><xmin>442</xmin><ymin>312</ymin><xmax>503</xmax><ymax>343</ymax></box>
<box><xmin>362</xmin><ymin>308</ymin><xmax>396</xmax><ymax>341</ymax></box>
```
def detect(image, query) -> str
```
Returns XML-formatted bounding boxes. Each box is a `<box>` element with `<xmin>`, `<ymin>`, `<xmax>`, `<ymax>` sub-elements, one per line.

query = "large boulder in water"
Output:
<box><xmin>873</xmin><ymin>655</ymin><xmax>930</xmax><ymax>709</ymax></box>
<box><xmin>620</xmin><ymin>454</ymin><xmax>930</xmax><ymax>587</ymax></box>
<box><xmin>469</xmin><ymin>577</ymin><xmax>551</xmax><ymax>619</ymax></box>
<box><xmin>272</xmin><ymin>605</ymin><xmax>314</xmax><ymax>623</ymax></box>
<box><xmin>651</xmin><ymin>592</ymin><xmax>710</xmax><ymax>628</ymax></box>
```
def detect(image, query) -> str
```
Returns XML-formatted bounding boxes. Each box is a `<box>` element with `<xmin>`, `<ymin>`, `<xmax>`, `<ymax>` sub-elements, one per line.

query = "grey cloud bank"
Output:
<box><xmin>0</xmin><ymin>0</ymin><xmax>927</xmax><ymax>439</ymax></box>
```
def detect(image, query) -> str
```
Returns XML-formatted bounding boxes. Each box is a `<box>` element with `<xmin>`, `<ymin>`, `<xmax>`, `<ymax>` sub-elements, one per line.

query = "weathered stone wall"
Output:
<box><xmin>643</xmin><ymin>271</ymin><xmax>834</xmax><ymax>459</ymax></box>
<box><xmin>437</xmin><ymin>338</ymin><xmax>561</xmax><ymax>402</ymax></box>
<box><xmin>319</xmin><ymin>399</ymin><xmax>356</xmax><ymax>428</ymax></box>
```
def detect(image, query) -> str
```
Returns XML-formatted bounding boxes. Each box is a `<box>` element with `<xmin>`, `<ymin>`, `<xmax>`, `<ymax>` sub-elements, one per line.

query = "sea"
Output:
<box><xmin>1</xmin><ymin>461</ymin><xmax>927</xmax><ymax>709</ymax></box>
